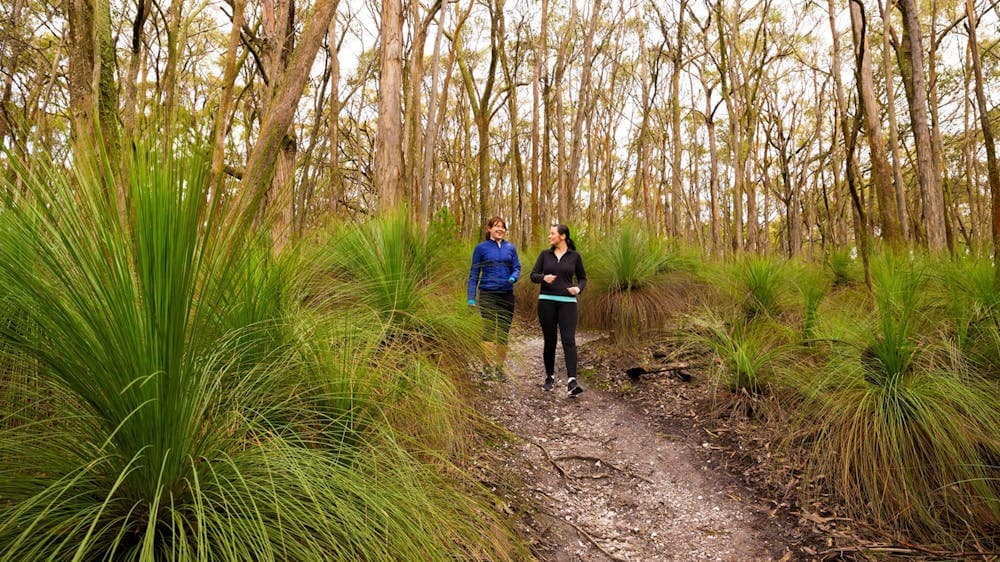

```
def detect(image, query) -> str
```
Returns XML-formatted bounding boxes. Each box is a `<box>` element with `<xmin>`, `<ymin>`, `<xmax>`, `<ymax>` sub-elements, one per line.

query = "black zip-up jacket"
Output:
<box><xmin>530</xmin><ymin>248</ymin><xmax>587</xmax><ymax>297</ymax></box>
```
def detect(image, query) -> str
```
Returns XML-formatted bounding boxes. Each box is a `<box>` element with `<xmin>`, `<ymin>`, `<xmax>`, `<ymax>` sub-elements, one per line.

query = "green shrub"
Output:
<box><xmin>579</xmin><ymin>225</ymin><xmax>700</xmax><ymax>342</ymax></box>
<box><xmin>787</xmin><ymin>255</ymin><xmax>999</xmax><ymax>545</ymax></box>
<box><xmin>0</xmin><ymin>145</ymin><xmax>521</xmax><ymax>560</ymax></box>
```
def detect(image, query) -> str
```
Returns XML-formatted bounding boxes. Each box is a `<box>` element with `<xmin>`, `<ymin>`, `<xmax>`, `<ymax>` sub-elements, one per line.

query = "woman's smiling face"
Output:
<box><xmin>488</xmin><ymin>221</ymin><xmax>507</xmax><ymax>240</ymax></box>
<box><xmin>548</xmin><ymin>226</ymin><xmax>563</xmax><ymax>246</ymax></box>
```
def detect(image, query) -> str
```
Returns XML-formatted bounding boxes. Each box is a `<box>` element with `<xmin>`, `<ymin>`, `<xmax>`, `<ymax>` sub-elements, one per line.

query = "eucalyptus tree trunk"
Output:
<box><xmin>895</xmin><ymin>0</ymin><xmax>946</xmax><ymax>252</ymax></box>
<box><xmin>926</xmin><ymin>0</ymin><xmax>952</xmax><ymax>253</ymax></box>
<box><xmin>0</xmin><ymin>0</ymin><xmax>26</xmax><ymax>150</ymax></box>
<box><xmin>455</xmin><ymin>0</ymin><xmax>500</xmax><ymax>227</ymax></box>
<box><xmin>565</xmin><ymin>0</ymin><xmax>602</xmax><ymax>224</ymax></box>
<box><xmin>160</xmin><ymin>0</ymin><xmax>184</xmax><ymax>145</ymax></box>
<box><xmin>877</xmin><ymin>0</ymin><xmax>910</xmax><ymax>240</ymax></box>
<box><xmin>849</xmin><ymin>0</ymin><xmax>902</xmax><ymax>249</ymax></box>
<box><xmin>121</xmin><ymin>0</ymin><xmax>152</xmax><ymax>139</ymax></box>
<box><xmin>499</xmin><ymin>15</ymin><xmax>527</xmax><ymax>247</ymax></box>
<box><xmin>239</xmin><ymin>0</ymin><xmax>339</xmax><ymax>222</ymax></box>
<box><xmin>327</xmin><ymin>15</ymin><xmax>342</xmax><ymax>214</ymax></box>
<box><xmin>210</xmin><ymin>0</ymin><xmax>246</xmax><ymax>188</ymax></box>
<box><xmin>376</xmin><ymin>0</ymin><xmax>405</xmax><ymax>210</ymax></box>
<box><xmin>531</xmin><ymin>0</ymin><xmax>548</xmax><ymax>240</ymax></box>
<box><xmin>713</xmin><ymin>0</ymin><xmax>743</xmax><ymax>252</ymax></box>
<box><xmin>418</xmin><ymin>3</ymin><xmax>450</xmax><ymax>227</ymax></box>
<box><xmin>705</xmin><ymin>92</ymin><xmax>722</xmax><ymax>256</ymax></box>
<box><xmin>66</xmin><ymin>0</ymin><xmax>120</xmax><ymax>165</ymax></box>
<box><xmin>829</xmin><ymin>0</ymin><xmax>871</xmax><ymax>288</ymax></box>
<box><xmin>691</xmin><ymin>9</ymin><xmax>722</xmax><ymax>256</ymax></box>
<box><xmin>547</xmin><ymin>4</ymin><xmax>574</xmax><ymax>224</ymax></box>
<box><xmin>404</xmin><ymin>0</ymin><xmax>442</xmax><ymax>222</ymax></box>
<box><xmin>666</xmin><ymin>0</ymin><xmax>687</xmax><ymax>239</ymax></box>
<box><xmin>964</xmin><ymin>0</ymin><xmax>1000</xmax><ymax>285</ymax></box>
<box><xmin>425</xmin><ymin>1</ymin><xmax>469</xmax><ymax>225</ymax></box>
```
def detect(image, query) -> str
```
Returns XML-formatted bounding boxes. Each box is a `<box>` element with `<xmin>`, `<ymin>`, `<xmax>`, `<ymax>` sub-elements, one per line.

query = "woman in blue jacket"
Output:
<box><xmin>467</xmin><ymin>216</ymin><xmax>521</xmax><ymax>379</ymax></box>
<box><xmin>530</xmin><ymin>224</ymin><xmax>586</xmax><ymax>397</ymax></box>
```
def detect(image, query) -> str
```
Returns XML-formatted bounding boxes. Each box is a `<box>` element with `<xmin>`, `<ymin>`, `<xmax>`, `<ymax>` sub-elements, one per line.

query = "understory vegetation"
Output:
<box><xmin>579</xmin><ymin>231</ymin><xmax>999</xmax><ymax>550</ymax></box>
<box><xmin>0</xmin><ymin>138</ymin><xmax>995</xmax><ymax>557</ymax></box>
<box><xmin>0</xmin><ymin>145</ymin><xmax>521</xmax><ymax>560</ymax></box>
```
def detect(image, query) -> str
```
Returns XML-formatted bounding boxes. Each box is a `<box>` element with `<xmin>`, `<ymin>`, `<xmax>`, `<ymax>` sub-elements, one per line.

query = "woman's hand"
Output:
<box><xmin>567</xmin><ymin>286</ymin><xmax>580</xmax><ymax>296</ymax></box>
<box><xmin>543</xmin><ymin>274</ymin><xmax>557</xmax><ymax>284</ymax></box>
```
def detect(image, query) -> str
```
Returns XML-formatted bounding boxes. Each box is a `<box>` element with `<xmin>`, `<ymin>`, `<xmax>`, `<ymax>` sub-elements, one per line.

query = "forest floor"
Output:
<box><xmin>473</xmin><ymin>331</ymin><xmax>852</xmax><ymax>561</ymax></box>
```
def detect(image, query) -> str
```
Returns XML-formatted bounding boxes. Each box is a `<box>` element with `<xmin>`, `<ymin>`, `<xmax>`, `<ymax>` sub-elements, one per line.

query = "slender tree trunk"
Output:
<box><xmin>927</xmin><ymin>0</ymin><xmax>952</xmax><ymax>254</ymax></box>
<box><xmin>565</xmin><ymin>0</ymin><xmax>602</xmax><ymax>223</ymax></box>
<box><xmin>877</xmin><ymin>0</ymin><xmax>910</xmax><ymax>240</ymax></box>
<box><xmin>211</xmin><ymin>0</ymin><xmax>246</xmax><ymax>188</ymax></box>
<box><xmin>829</xmin><ymin>0</ymin><xmax>871</xmax><ymax>288</ymax></box>
<box><xmin>404</xmin><ymin>0</ymin><xmax>442</xmax><ymax>223</ymax></box>
<box><xmin>668</xmin><ymin>1</ymin><xmax>687</xmax><ymax>239</ymax></box>
<box><xmin>896</xmin><ymin>0</ymin><xmax>946</xmax><ymax>252</ymax></box>
<box><xmin>850</xmin><ymin>0</ymin><xmax>902</xmax><ymax>249</ymax></box>
<box><xmin>964</xmin><ymin>0</ymin><xmax>1000</xmax><ymax>285</ymax></box>
<box><xmin>531</xmin><ymin>0</ymin><xmax>548</xmax><ymax>240</ymax></box>
<box><xmin>66</xmin><ymin>0</ymin><xmax>120</xmax><ymax>163</ymax></box>
<box><xmin>376</xmin><ymin>0</ymin><xmax>405</xmax><ymax>210</ymax></box>
<box><xmin>714</xmin><ymin>0</ymin><xmax>743</xmax><ymax>251</ymax></box>
<box><xmin>706</xmin><ymin>94</ymin><xmax>721</xmax><ymax>257</ymax></box>
<box><xmin>121</xmin><ymin>0</ymin><xmax>152</xmax><ymax>139</ymax></box>
<box><xmin>238</xmin><ymin>0</ymin><xmax>339</xmax><ymax>221</ymax></box>
<box><xmin>419</xmin><ymin>3</ymin><xmax>448</xmax><ymax>227</ymax></box>
<box><xmin>328</xmin><ymin>15</ymin><xmax>343</xmax><ymax>214</ymax></box>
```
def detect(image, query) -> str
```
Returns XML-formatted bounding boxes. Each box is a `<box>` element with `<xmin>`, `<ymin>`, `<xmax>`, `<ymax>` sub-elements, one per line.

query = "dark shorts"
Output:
<box><xmin>479</xmin><ymin>291</ymin><xmax>515</xmax><ymax>344</ymax></box>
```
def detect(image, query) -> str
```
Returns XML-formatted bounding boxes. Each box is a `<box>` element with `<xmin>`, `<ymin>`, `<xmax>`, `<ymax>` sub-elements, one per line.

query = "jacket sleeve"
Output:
<box><xmin>574</xmin><ymin>253</ymin><xmax>587</xmax><ymax>293</ymax></box>
<box><xmin>529</xmin><ymin>252</ymin><xmax>546</xmax><ymax>283</ymax></box>
<box><xmin>510</xmin><ymin>247</ymin><xmax>521</xmax><ymax>283</ymax></box>
<box><xmin>467</xmin><ymin>245</ymin><xmax>482</xmax><ymax>301</ymax></box>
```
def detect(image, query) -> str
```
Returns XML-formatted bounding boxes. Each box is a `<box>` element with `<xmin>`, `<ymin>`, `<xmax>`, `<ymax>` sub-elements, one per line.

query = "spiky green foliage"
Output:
<box><xmin>579</xmin><ymin>225</ymin><xmax>700</xmax><ymax>341</ymax></box>
<box><xmin>311</xmin><ymin>211</ymin><xmax>482</xmax><ymax>372</ymax></box>
<box><xmin>689</xmin><ymin>312</ymin><xmax>789</xmax><ymax>413</ymax></box>
<box><xmin>933</xmin><ymin>257</ymin><xmax>1000</xmax><ymax>377</ymax></box>
<box><xmin>789</xmin><ymin>255</ymin><xmax>1000</xmax><ymax>545</ymax></box>
<box><xmin>0</xmin><ymin>146</ymin><xmax>521</xmax><ymax>560</ymax></box>
<box><xmin>826</xmin><ymin>247</ymin><xmax>860</xmax><ymax>287</ymax></box>
<box><xmin>717</xmin><ymin>255</ymin><xmax>791</xmax><ymax>321</ymax></box>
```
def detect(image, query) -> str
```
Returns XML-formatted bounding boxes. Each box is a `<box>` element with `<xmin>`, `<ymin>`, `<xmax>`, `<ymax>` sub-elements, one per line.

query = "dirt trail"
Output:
<box><xmin>482</xmin><ymin>335</ymin><xmax>791</xmax><ymax>561</ymax></box>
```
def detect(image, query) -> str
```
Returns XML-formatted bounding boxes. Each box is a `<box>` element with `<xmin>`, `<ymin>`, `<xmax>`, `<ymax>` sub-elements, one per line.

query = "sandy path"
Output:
<box><xmin>482</xmin><ymin>334</ymin><xmax>789</xmax><ymax>561</ymax></box>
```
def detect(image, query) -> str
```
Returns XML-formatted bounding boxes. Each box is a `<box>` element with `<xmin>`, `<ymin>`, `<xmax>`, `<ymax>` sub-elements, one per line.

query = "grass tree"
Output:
<box><xmin>788</xmin><ymin>254</ymin><xmax>999</xmax><ymax>545</ymax></box>
<box><xmin>580</xmin><ymin>224</ymin><xmax>700</xmax><ymax>342</ymax></box>
<box><xmin>0</xmin><ymin>145</ymin><xmax>522</xmax><ymax>560</ymax></box>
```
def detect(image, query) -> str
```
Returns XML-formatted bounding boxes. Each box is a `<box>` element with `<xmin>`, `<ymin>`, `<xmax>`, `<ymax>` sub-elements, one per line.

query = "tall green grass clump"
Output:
<box><xmin>580</xmin><ymin>223</ymin><xmax>699</xmax><ymax>342</ymax></box>
<box><xmin>826</xmin><ymin>246</ymin><xmax>860</xmax><ymax>287</ymax></box>
<box><xmin>686</xmin><ymin>310</ymin><xmax>790</xmax><ymax>418</ymax></box>
<box><xmin>0</xmin><ymin>145</ymin><xmax>521</xmax><ymax>560</ymax></box>
<box><xmin>933</xmin><ymin>257</ymin><xmax>1000</xmax><ymax>378</ymax></box>
<box><xmin>790</xmin><ymin>253</ymin><xmax>999</xmax><ymax>545</ymax></box>
<box><xmin>311</xmin><ymin>211</ymin><xmax>480</xmax><ymax>368</ymax></box>
<box><xmin>713</xmin><ymin>254</ymin><xmax>794</xmax><ymax>322</ymax></box>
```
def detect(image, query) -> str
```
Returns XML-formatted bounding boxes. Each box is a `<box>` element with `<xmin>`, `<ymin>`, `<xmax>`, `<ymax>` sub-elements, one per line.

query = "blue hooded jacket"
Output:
<box><xmin>467</xmin><ymin>239</ymin><xmax>521</xmax><ymax>302</ymax></box>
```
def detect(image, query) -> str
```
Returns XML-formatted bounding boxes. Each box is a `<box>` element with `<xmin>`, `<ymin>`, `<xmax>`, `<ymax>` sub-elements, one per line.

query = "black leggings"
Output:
<box><xmin>480</xmin><ymin>291</ymin><xmax>515</xmax><ymax>344</ymax></box>
<box><xmin>537</xmin><ymin>299</ymin><xmax>578</xmax><ymax>379</ymax></box>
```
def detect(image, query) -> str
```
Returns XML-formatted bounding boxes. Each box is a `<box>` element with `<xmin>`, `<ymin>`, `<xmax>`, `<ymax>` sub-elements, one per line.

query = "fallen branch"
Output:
<box><xmin>534</xmin><ymin>505</ymin><xmax>629</xmax><ymax>562</ymax></box>
<box><xmin>553</xmin><ymin>454</ymin><xmax>654</xmax><ymax>484</ymax></box>
<box><xmin>525</xmin><ymin>439</ymin><xmax>570</xmax><ymax>485</ymax></box>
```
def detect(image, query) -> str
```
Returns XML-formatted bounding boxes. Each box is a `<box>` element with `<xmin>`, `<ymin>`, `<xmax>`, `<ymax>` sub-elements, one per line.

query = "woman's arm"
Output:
<box><xmin>530</xmin><ymin>252</ymin><xmax>546</xmax><ymax>283</ymax></box>
<box><xmin>574</xmin><ymin>253</ymin><xmax>587</xmax><ymax>293</ymax></box>
<box><xmin>467</xmin><ymin>245</ymin><xmax>483</xmax><ymax>302</ymax></box>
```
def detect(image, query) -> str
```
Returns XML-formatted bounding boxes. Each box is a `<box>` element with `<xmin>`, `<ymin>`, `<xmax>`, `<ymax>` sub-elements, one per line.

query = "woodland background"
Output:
<box><xmin>1</xmin><ymin>0</ymin><xmax>998</xmax><ymax>255</ymax></box>
<box><xmin>0</xmin><ymin>0</ymin><xmax>997</xmax><ymax>558</ymax></box>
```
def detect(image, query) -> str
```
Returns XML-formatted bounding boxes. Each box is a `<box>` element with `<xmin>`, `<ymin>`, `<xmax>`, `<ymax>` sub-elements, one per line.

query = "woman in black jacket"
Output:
<box><xmin>530</xmin><ymin>224</ymin><xmax>587</xmax><ymax>397</ymax></box>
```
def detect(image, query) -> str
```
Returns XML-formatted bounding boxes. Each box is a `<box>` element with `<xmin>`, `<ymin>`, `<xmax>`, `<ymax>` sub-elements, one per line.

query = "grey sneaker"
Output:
<box><xmin>567</xmin><ymin>378</ymin><xmax>583</xmax><ymax>398</ymax></box>
<box><xmin>542</xmin><ymin>376</ymin><xmax>554</xmax><ymax>391</ymax></box>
